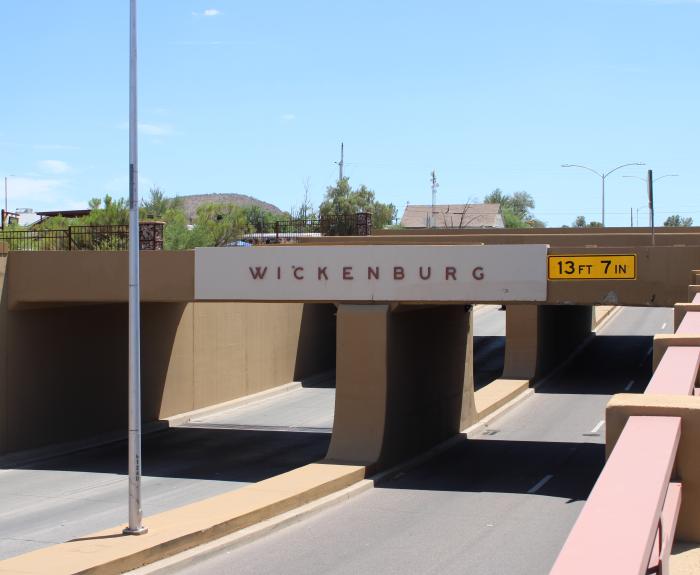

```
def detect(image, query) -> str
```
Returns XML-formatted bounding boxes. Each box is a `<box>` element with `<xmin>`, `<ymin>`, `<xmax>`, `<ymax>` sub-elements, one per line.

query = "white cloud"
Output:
<box><xmin>33</xmin><ymin>144</ymin><xmax>80</xmax><ymax>151</ymax></box>
<box><xmin>138</xmin><ymin>122</ymin><xmax>174</xmax><ymax>136</ymax></box>
<box><xmin>5</xmin><ymin>177</ymin><xmax>66</xmax><ymax>207</ymax></box>
<box><xmin>104</xmin><ymin>174</ymin><xmax>154</xmax><ymax>195</ymax></box>
<box><xmin>170</xmin><ymin>40</ymin><xmax>231</xmax><ymax>46</ymax></box>
<box><xmin>192</xmin><ymin>8</ymin><xmax>221</xmax><ymax>16</ymax></box>
<box><xmin>118</xmin><ymin>122</ymin><xmax>175</xmax><ymax>136</ymax></box>
<box><xmin>38</xmin><ymin>159</ymin><xmax>71</xmax><ymax>174</ymax></box>
<box><xmin>281</xmin><ymin>113</ymin><xmax>296</xmax><ymax>121</ymax></box>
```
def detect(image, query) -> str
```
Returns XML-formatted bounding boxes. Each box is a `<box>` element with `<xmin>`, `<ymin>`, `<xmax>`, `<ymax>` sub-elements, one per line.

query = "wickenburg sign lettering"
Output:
<box><xmin>195</xmin><ymin>245</ymin><xmax>547</xmax><ymax>303</ymax></box>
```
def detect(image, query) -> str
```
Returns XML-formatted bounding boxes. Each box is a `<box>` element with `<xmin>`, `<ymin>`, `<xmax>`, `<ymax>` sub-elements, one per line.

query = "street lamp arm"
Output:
<box><xmin>561</xmin><ymin>164</ymin><xmax>603</xmax><ymax>178</ymax></box>
<box><xmin>603</xmin><ymin>162</ymin><xmax>645</xmax><ymax>179</ymax></box>
<box><xmin>653</xmin><ymin>174</ymin><xmax>679</xmax><ymax>183</ymax></box>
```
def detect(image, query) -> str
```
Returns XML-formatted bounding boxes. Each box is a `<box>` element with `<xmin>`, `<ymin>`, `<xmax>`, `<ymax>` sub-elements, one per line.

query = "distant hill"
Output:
<box><xmin>177</xmin><ymin>194</ymin><xmax>285</xmax><ymax>222</ymax></box>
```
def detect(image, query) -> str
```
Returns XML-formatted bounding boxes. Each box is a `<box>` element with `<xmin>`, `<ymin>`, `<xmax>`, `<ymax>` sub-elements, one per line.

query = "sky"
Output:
<box><xmin>1</xmin><ymin>0</ymin><xmax>698</xmax><ymax>227</ymax></box>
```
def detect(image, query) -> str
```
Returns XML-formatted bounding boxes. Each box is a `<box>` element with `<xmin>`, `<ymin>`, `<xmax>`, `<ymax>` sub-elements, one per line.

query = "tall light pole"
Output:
<box><xmin>124</xmin><ymin>0</ymin><xmax>147</xmax><ymax>536</ymax></box>
<box><xmin>3</xmin><ymin>175</ymin><xmax>16</xmax><ymax>230</ymax></box>
<box><xmin>561</xmin><ymin>162</ymin><xmax>645</xmax><ymax>226</ymax></box>
<box><xmin>623</xmin><ymin>173</ymin><xmax>678</xmax><ymax>227</ymax></box>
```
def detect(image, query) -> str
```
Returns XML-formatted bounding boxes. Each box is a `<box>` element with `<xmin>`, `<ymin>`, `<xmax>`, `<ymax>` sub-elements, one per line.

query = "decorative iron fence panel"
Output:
<box><xmin>0</xmin><ymin>222</ymin><xmax>164</xmax><ymax>254</ymax></box>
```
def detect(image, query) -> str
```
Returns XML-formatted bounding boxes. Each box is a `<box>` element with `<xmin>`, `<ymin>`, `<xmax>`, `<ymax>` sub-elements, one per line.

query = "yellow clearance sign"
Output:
<box><xmin>548</xmin><ymin>254</ymin><xmax>636</xmax><ymax>280</ymax></box>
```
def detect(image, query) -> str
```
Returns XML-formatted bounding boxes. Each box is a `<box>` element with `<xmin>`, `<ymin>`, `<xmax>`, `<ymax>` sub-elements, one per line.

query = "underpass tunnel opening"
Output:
<box><xmin>472</xmin><ymin>305</ymin><xmax>506</xmax><ymax>391</ymax></box>
<box><xmin>0</xmin><ymin>292</ymin><xmax>338</xmax><ymax>461</ymax></box>
<box><xmin>0</xmin><ymin>293</ymin><xmax>342</xmax><ymax>535</ymax></box>
<box><xmin>293</xmin><ymin>303</ymin><xmax>337</xmax><ymax>387</ymax></box>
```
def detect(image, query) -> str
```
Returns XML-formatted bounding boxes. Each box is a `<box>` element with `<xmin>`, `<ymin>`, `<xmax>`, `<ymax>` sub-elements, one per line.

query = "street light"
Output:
<box><xmin>3</xmin><ymin>175</ymin><xmax>16</xmax><ymax>229</ymax></box>
<box><xmin>622</xmin><ymin>170</ymin><xmax>678</xmax><ymax>245</ymax></box>
<box><xmin>124</xmin><ymin>0</ymin><xmax>147</xmax><ymax>536</ymax></box>
<box><xmin>622</xmin><ymin>174</ymin><xmax>679</xmax><ymax>221</ymax></box>
<box><xmin>561</xmin><ymin>162</ymin><xmax>645</xmax><ymax>226</ymax></box>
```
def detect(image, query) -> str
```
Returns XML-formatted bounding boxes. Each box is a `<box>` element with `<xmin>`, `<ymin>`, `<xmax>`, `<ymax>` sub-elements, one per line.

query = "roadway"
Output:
<box><xmin>0</xmin><ymin>305</ymin><xmax>503</xmax><ymax>560</ymax></box>
<box><xmin>167</xmin><ymin>306</ymin><xmax>673</xmax><ymax>575</ymax></box>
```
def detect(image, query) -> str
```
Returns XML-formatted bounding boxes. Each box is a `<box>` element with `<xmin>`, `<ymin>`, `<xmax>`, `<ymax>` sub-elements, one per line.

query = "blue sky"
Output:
<box><xmin>1</xmin><ymin>0</ymin><xmax>698</xmax><ymax>227</ymax></box>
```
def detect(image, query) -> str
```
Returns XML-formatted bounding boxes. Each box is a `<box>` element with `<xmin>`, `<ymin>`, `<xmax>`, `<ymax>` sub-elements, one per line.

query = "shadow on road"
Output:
<box><xmin>536</xmin><ymin>334</ymin><xmax>653</xmax><ymax>395</ymax></box>
<box><xmin>17</xmin><ymin>427</ymin><xmax>331</xmax><ymax>482</ymax></box>
<box><xmin>377</xmin><ymin>435</ymin><xmax>604</xmax><ymax>502</ymax></box>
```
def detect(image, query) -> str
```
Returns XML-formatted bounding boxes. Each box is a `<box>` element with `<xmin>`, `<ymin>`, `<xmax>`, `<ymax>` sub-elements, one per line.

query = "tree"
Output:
<box><xmin>84</xmin><ymin>195</ymin><xmax>129</xmax><ymax>225</ymax></box>
<box><xmin>191</xmin><ymin>203</ymin><xmax>249</xmax><ymax>246</ymax></box>
<box><xmin>664</xmin><ymin>214</ymin><xmax>693</xmax><ymax>227</ymax></box>
<box><xmin>290</xmin><ymin>178</ymin><xmax>317</xmax><ymax>220</ymax></box>
<box><xmin>484</xmin><ymin>189</ymin><xmax>541</xmax><ymax>228</ymax></box>
<box><xmin>241</xmin><ymin>204</ymin><xmax>276</xmax><ymax>232</ymax></box>
<box><xmin>141</xmin><ymin>186</ymin><xmax>182</xmax><ymax>219</ymax></box>
<box><xmin>571</xmin><ymin>215</ymin><xmax>603</xmax><ymax>228</ymax></box>
<box><xmin>319</xmin><ymin>177</ymin><xmax>397</xmax><ymax>229</ymax></box>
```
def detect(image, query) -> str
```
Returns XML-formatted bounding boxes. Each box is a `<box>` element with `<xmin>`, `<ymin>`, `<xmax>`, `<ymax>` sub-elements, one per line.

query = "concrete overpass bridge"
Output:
<box><xmin>1</xmin><ymin>229</ymin><xmax>700</xmax><ymax>573</ymax></box>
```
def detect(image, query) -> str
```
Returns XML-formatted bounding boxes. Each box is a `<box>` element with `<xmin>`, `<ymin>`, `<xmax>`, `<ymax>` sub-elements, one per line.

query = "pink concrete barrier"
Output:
<box><xmin>677</xmin><ymin>311</ymin><xmax>700</xmax><ymax>335</ymax></box>
<box><xmin>645</xmin><ymin>346</ymin><xmax>700</xmax><ymax>396</ymax></box>
<box><xmin>647</xmin><ymin>481</ymin><xmax>682</xmax><ymax>574</ymax></box>
<box><xmin>549</xmin><ymin>416</ymin><xmax>681</xmax><ymax>575</ymax></box>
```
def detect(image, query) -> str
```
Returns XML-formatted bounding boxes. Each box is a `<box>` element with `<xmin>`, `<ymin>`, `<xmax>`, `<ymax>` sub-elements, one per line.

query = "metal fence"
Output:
<box><xmin>0</xmin><ymin>222</ymin><xmax>164</xmax><ymax>254</ymax></box>
<box><xmin>243</xmin><ymin>213</ymin><xmax>372</xmax><ymax>244</ymax></box>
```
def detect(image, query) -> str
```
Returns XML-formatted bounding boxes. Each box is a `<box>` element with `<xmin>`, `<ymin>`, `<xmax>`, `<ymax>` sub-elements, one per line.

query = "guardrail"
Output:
<box><xmin>551</xmin><ymin>295</ymin><xmax>700</xmax><ymax>574</ymax></box>
<box><xmin>0</xmin><ymin>222</ymin><xmax>164</xmax><ymax>254</ymax></box>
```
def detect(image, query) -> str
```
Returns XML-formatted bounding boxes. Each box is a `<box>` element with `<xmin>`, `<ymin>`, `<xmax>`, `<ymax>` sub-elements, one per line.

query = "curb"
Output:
<box><xmin>0</xmin><ymin>463</ymin><xmax>365</xmax><ymax>575</ymax></box>
<box><xmin>127</xmin><ymin>479</ymin><xmax>374</xmax><ymax>575</ymax></box>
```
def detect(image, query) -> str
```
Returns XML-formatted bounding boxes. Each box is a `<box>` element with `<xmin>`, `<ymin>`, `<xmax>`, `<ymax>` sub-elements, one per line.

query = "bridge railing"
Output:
<box><xmin>551</xmin><ymin>310</ymin><xmax>700</xmax><ymax>574</ymax></box>
<box><xmin>550</xmin><ymin>416</ymin><xmax>681</xmax><ymax>575</ymax></box>
<box><xmin>0</xmin><ymin>222</ymin><xmax>164</xmax><ymax>254</ymax></box>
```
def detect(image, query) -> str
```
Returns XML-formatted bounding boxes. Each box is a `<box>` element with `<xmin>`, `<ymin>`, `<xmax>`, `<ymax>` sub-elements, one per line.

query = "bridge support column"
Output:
<box><xmin>503</xmin><ymin>304</ymin><xmax>593</xmax><ymax>381</ymax></box>
<box><xmin>326</xmin><ymin>304</ymin><xmax>475</xmax><ymax>472</ymax></box>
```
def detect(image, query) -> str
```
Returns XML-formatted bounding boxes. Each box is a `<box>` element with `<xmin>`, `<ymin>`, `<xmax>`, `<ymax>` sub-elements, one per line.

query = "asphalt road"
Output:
<box><xmin>0</xmin><ymin>305</ymin><xmax>502</xmax><ymax>560</ymax></box>
<box><xmin>0</xmin><ymin>392</ymin><xmax>332</xmax><ymax>560</ymax></box>
<box><xmin>169</xmin><ymin>306</ymin><xmax>673</xmax><ymax>575</ymax></box>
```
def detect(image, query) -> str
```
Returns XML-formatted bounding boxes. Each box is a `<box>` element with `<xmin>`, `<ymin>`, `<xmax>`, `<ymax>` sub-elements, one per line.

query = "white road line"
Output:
<box><xmin>528</xmin><ymin>474</ymin><xmax>554</xmax><ymax>494</ymax></box>
<box><xmin>590</xmin><ymin>420</ymin><xmax>605</xmax><ymax>434</ymax></box>
<box><xmin>625</xmin><ymin>380</ymin><xmax>635</xmax><ymax>391</ymax></box>
<box><xmin>662</xmin><ymin>322</ymin><xmax>668</xmax><ymax>330</ymax></box>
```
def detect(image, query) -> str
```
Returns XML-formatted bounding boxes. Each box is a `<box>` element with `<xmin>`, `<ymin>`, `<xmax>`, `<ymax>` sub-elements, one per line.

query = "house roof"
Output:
<box><xmin>400</xmin><ymin>203</ymin><xmax>504</xmax><ymax>228</ymax></box>
<box><xmin>35</xmin><ymin>209</ymin><xmax>92</xmax><ymax>219</ymax></box>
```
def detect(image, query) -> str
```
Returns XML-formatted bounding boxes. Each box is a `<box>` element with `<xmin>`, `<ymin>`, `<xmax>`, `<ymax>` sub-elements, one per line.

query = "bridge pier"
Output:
<box><xmin>502</xmin><ymin>304</ymin><xmax>593</xmax><ymax>380</ymax></box>
<box><xmin>326</xmin><ymin>304</ymin><xmax>475</xmax><ymax>472</ymax></box>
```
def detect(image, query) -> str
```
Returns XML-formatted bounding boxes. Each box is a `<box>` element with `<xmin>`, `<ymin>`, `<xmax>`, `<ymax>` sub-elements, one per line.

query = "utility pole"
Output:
<box><xmin>630</xmin><ymin>207</ymin><xmax>633</xmax><ymax>227</ymax></box>
<box><xmin>124</xmin><ymin>0</ymin><xmax>146</xmax><ymax>536</ymax></box>
<box><xmin>430</xmin><ymin>170</ymin><xmax>439</xmax><ymax>228</ymax></box>
<box><xmin>337</xmin><ymin>142</ymin><xmax>344</xmax><ymax>182</ymax></box>
<box><xmin>648</xmin><ymin>169</ymin><xmax>655</xmax><ymax>247</ymax></box>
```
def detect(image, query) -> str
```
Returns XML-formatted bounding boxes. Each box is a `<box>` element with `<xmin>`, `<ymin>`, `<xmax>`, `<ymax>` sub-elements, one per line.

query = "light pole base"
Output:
<box><xmin>123</xmin><ymin>526</ymin><xmax>148</xmax><ymax>536</ymax></box>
